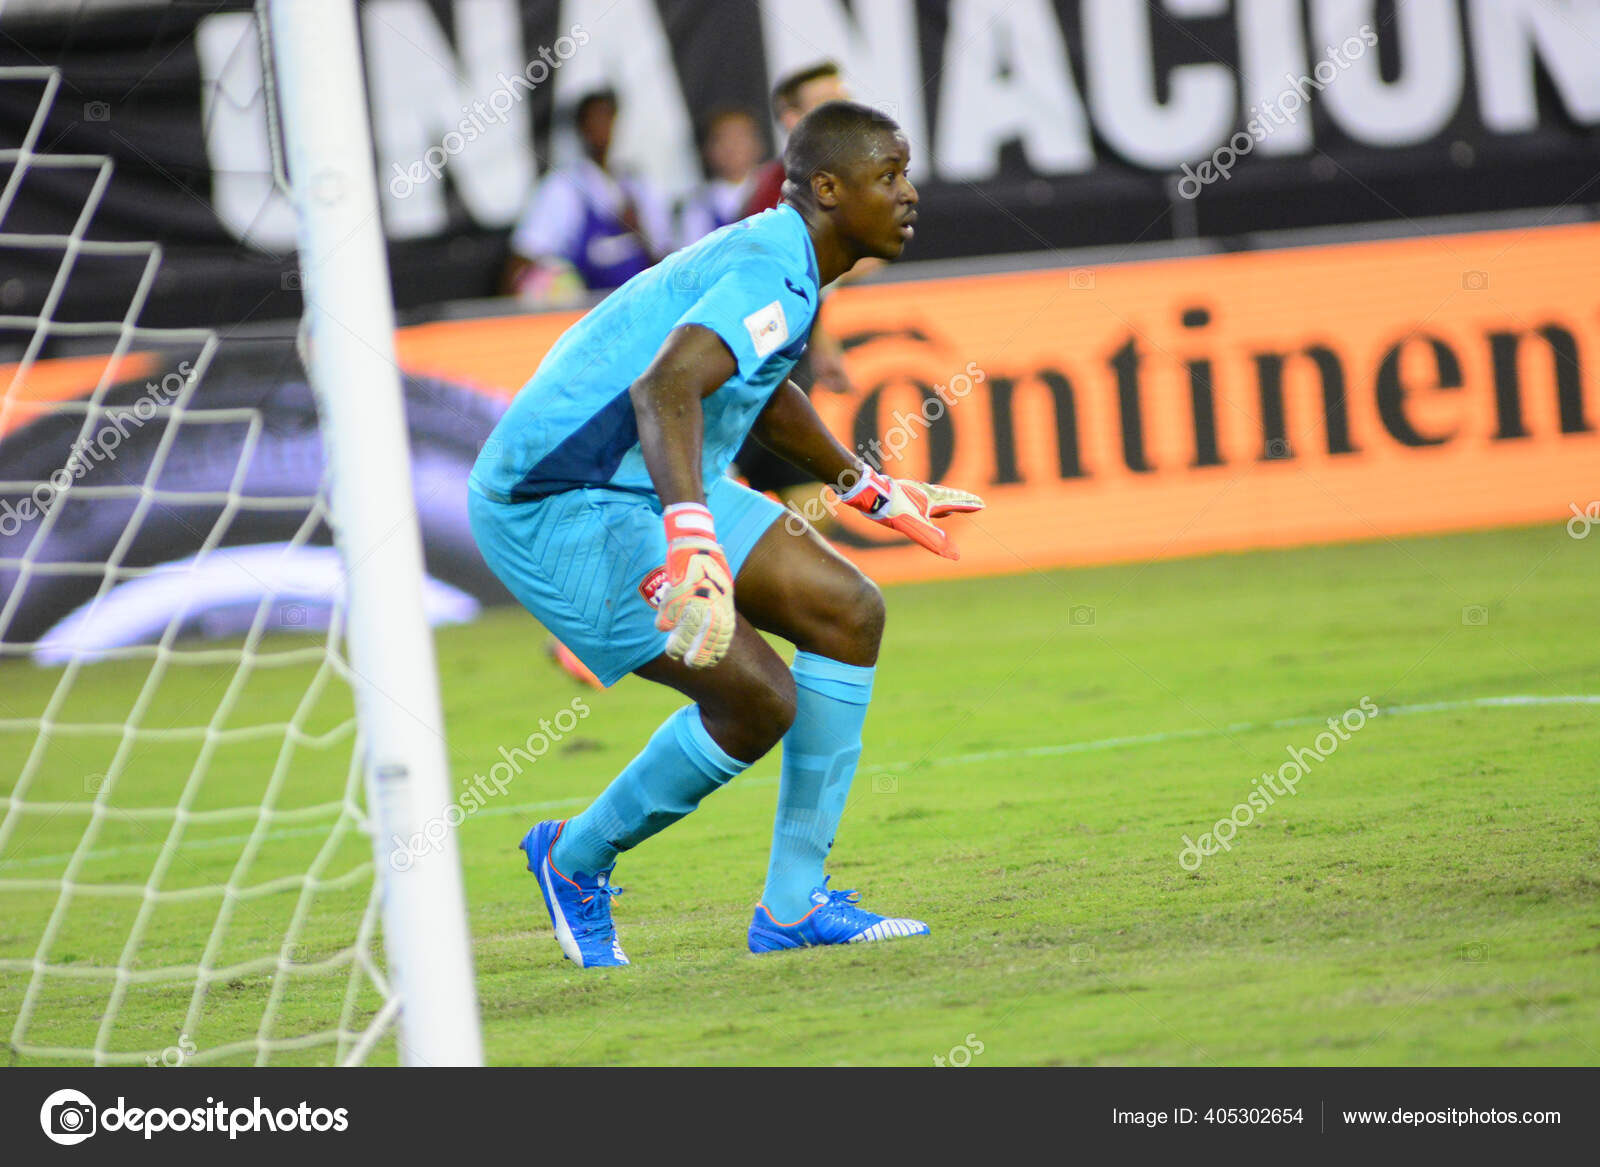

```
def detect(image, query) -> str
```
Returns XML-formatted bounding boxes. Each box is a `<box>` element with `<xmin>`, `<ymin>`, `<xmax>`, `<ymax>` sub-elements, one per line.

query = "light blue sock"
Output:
<box><xmin>552</xmin><ymin>705</ymin><xmax>746</xmax><ymax>876</ymax></box>
<box><xmin>761</xmin><ymin>651</ymin><xmax>876</xmax><ymax>922</ymax></box>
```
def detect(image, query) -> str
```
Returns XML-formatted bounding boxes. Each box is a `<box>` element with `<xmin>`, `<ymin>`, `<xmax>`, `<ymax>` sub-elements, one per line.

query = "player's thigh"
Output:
<box><xmin>634</xmin><ymin>614</ymin><xmax>796</xmax><ymax>761</ymax></box>
<box><xmin>732</xmin><ymin>507</ymin><xmax>885</xmax><ymax>664</ymax></box>
<box><xmin>468</xmin><ymin>487</ymin><xmax>668</xmax><ymax>688</ymax></box>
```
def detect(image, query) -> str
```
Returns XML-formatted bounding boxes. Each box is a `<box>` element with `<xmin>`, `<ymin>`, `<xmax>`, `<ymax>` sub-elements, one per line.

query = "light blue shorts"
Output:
<box><xmin>467</xmin><ymin>476</ymin><xmax>786</xmax><ymax>687</ymax></box>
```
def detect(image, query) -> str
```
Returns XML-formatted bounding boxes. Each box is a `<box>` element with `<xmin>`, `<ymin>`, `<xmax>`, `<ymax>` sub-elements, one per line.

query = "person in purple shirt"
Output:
<box><xmin>502</xmin><ymin>88</ymin><xmax>672</xmax><ymax>306</ymax></box>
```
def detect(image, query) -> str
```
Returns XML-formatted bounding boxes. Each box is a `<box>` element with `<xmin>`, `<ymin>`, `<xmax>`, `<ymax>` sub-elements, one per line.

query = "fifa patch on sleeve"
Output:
<box><xmin>743</xmin><ymin>300</ymin><xmax>789</xmax><ymax>359</ymax></box>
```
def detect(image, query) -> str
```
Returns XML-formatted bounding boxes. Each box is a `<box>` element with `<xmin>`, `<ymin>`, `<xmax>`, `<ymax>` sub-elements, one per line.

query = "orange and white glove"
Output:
<box><xmin>838</xmin><ymin>466</ymin><xmax>985</xmax><ymax>560</ymax></box>
<box><xmin>655</xmin><ymin>502</ymin><xmax>735</xmax><ymax>669</ymax></box>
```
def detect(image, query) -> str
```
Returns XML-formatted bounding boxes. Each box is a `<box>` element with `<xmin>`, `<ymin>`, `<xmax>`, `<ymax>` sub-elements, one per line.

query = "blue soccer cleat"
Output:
<box><xmin>519</xmin><ymin>820</ymin><xmax>629</xmax><ymax>968</ymax></box>
<box><xmin>748</xmin><ymin>877</ymin><xmax>930</xmax><ymax>953</ymax></box>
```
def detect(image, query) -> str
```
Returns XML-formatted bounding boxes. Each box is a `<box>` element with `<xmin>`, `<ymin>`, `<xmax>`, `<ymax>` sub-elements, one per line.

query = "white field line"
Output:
<box><xmin>2</xmin><ymin>694</ymin><xmax>1595</xmax><ymax>874</ymax></box>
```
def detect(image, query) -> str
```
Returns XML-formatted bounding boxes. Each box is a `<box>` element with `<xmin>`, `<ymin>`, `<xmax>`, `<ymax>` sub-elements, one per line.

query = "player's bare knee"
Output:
<box><xmin>834</xmin><ymin>573</ymin><xmax>885</xmax><ymax>660</ymax></box>
<box><xmin>857</xmin><ymin>575</ymin><xmax>886</xmax><ymax>644</ymax></box>
<box><xmin>700</xmin><ymin>662</ymin><xmax>794</xmax><ymax>758</ymax></box>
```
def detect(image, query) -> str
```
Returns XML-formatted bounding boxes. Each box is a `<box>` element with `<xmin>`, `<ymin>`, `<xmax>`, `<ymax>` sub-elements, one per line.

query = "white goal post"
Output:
<box><xmin>264</xmin><ymin>0</ymin><xmax>482</xmax><ymax>1067</ymax></box>
<box><xmin>0</xmin><ymin>0</ymin><xmax>481</xmax><ymax>1066</ymax></box>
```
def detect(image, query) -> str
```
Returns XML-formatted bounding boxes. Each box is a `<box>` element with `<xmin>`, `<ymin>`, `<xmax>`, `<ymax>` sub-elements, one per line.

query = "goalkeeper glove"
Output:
<box><xmin>654</xmin><ymin>502</ymin><xmax>736</xmax><ymax>669</ymax></box>
<box><xmin>838</xmin><ymin>466</ymin><xmax>984</xmax><ymax>560</ymax></box>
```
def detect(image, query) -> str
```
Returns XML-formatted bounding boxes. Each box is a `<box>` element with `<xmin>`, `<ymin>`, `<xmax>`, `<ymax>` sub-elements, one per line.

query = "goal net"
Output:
<box><xmin>0</xmin><ymin>1</ymin><xmax>481</xmax><ymax>1066</ymax></box>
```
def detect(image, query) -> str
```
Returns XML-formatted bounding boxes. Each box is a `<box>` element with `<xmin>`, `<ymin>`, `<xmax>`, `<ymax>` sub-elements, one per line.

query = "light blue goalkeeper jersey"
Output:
<box><xmin>469</xmin><ymin>204</ymin><xmax>820</xmax><ymax>503</ymax></box>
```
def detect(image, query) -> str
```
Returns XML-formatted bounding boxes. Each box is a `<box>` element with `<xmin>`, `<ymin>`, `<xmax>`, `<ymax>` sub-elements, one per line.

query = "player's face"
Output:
<box><xmin>836</xmin><ymin>131</ymin><xmax>918</xmax><ymax>260</ymax></box>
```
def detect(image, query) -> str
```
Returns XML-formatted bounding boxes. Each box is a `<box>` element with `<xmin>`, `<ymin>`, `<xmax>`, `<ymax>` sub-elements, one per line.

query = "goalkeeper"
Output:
<box><xmin>468</xmin><ymin>101</ymin><xmax>982</xmax><ymax>967</ymax></box>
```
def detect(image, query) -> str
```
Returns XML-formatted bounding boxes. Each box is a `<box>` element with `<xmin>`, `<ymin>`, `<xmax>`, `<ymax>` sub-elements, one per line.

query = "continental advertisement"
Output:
<box><xmin>395</xmin><ymin>221</ymin><xmax>1600</xmax><ymax>582</ymax></box>
<box><xmin>2</xmin><ymin>222</ymin><xmax>1596</xmax><ymax>653</ymax></box>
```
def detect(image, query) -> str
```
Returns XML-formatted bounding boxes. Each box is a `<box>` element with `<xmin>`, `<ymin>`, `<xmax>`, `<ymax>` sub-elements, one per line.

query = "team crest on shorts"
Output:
<box><xmin>639</xmin><ymin>566</ymin><xmax>668</xmax><ymax>608</ymax></box>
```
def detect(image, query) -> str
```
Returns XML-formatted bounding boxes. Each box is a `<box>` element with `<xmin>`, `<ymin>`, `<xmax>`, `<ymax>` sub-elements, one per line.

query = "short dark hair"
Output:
<box><xmin>770</xmin><ymin>60</ymin><xmax>840</xmax><ymax>118</ymax></box>
<box><xmin>782</xmin><ymin>100</ymin><xmax>903</xmax><ymax>202</ymax></box>
<box><xmin>574</xmin><ymin>87</ymin><xmax>618</xmax><ymax>124</ymax></box>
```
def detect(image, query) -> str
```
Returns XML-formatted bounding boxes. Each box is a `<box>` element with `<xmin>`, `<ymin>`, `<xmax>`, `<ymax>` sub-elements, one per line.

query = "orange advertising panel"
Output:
<box><xmin>6</xmin><ymin>223</ymin><xmax>1595</xmax><ymax>590</ymax></box>
<box><xmin>394</xmin><ymin>222</ymin><xmax>1600</xmax><ymax>583</ymax></box>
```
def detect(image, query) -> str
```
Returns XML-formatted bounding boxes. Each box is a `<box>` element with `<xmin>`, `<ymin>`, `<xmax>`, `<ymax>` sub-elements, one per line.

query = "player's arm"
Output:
<box><xmin>630</xmin><ymin>323</ymin><xmax>735</xmax><ymax>507</ymax></box>
<box><xmin>629</xmin><ymin>324</ymin><xmax>739</xmax><ymax>668</ymax></box>
<box><xmin>750</xmin><ymin>380</ymin><xmax>986</xmax><ymax>560</ymax></box>
<box><xmin>746</xmin><ymin>378</ymin><xmax>858</xmax><ymax>485</ymax></box>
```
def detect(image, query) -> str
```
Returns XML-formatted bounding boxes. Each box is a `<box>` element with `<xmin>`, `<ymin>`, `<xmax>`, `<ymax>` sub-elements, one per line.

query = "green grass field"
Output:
<box><xmin>3</xmin><ymin>522</ymin><xmax>1596</xmax><ymax>1066</ymax></box>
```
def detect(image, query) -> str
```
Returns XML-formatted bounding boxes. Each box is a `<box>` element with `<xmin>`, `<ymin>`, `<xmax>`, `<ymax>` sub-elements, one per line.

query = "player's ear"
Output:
<box><xmin>810</xmin><ymin>169</ymin><xmax>840</xmax><ymax>210</ymax></box>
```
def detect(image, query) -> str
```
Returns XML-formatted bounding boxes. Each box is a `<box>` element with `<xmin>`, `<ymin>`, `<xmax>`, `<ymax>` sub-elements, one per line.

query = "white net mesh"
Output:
<box><xmin>0</xmin><ymin>57</ymin><xmax>399</xmax><ymax>1066</ymax></box>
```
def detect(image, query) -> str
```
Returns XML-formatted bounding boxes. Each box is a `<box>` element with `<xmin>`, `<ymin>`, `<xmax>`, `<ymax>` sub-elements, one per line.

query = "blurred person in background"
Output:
<box><xmin>502</xmin><ymin>87</ymin><xmax>672</xmax><ymax>308</ymax></box>
<box><xmin>677</xmin><ymin>107</ymin><xmax>766</xmax><ymax>249</ymax></box>
<box><xmin>743</xmin><ymin>62</ymin><xmax>848</xmax><ymax>219</ymax></box>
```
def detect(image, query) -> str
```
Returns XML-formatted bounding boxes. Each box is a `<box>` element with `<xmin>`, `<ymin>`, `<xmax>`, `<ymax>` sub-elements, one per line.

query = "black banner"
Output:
<box><xmin>6</xmin><ymin>1067</ymin><xmax>1599</xmax><ymax>1154</ymax></box>
<box><xmin>2</xmin><ymin>0</ymin><xmax>1598</xmax><ymax>336</ymax></box>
